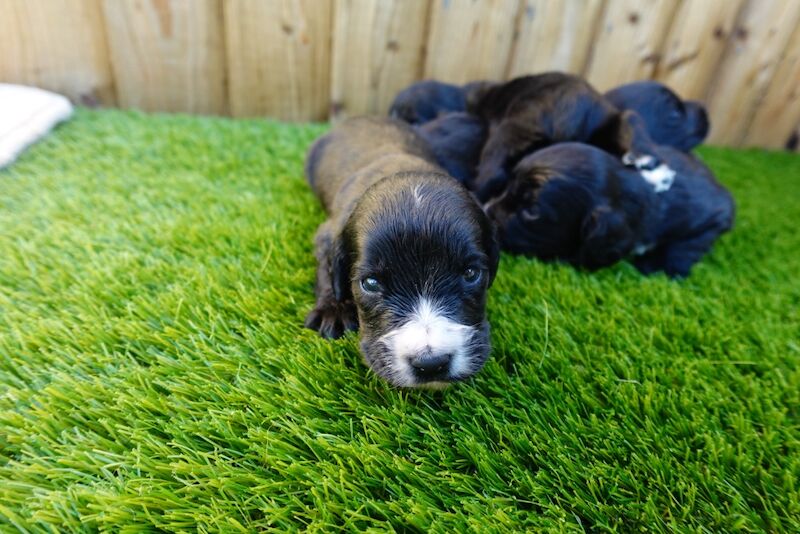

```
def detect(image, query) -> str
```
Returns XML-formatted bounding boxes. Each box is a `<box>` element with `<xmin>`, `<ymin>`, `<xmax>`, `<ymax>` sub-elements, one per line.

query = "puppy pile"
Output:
<box><xmin>304</xmin><ymin>71</ymin><xmax>735</xmax><ymax>388</ymax></box>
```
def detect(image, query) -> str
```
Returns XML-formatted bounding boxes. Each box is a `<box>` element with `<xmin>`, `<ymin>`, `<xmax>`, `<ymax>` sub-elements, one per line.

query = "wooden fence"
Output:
<box><xmin>1</xmin><ymin>0</ymin><xmax>799</xmax><ymax>149</ymax></box>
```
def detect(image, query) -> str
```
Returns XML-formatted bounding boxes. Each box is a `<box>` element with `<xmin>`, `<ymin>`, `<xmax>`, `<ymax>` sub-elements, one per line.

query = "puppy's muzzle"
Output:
<box><xmin>378</xmin><ymin>298</ymin><xmax>477</xmax><ymax>386</ymax></box>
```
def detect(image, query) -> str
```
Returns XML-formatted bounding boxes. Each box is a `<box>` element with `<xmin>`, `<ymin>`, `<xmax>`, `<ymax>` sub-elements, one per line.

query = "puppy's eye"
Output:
<box><xmin>463</xmin><ymin>267</ymin><xmax>482</xmax><ymax>284</ymax></box>
<box><xmin>360</xmin><ymin>277</ymin><xmax>383</xmax><ymax>293</ymax></box>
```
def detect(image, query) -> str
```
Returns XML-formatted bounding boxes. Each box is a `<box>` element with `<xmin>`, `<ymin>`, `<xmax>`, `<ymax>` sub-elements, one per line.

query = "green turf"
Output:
<box><xmin>1</xmin><ymin>109</ymin><xmax>798</xmax><ymax>532</ymax></box>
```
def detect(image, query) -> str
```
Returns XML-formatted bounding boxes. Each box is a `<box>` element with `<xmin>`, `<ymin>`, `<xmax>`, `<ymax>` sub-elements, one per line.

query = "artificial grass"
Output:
<box><xmin>0</xmin><ymin>109</ymin><xmax>798</xmax><ymax>532</ymax></box>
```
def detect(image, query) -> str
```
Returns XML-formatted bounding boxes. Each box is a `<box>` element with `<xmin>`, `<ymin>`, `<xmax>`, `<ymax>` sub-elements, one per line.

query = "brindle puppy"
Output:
<box><xmin>467</xmin><ymin>72</ymin><xmax>648</xmax><ymax>201</ymax></box>
<box><xmin>304</xmin><ymin>117</ymin><xmax>499</xmax><ymax>387</ymax></box>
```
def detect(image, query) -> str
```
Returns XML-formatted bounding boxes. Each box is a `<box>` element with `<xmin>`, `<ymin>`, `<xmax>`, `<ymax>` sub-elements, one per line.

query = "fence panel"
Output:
<box><xmin>706</xmin><ymin>0</ymin><xmax>800</xmax><ymax>145</ymax></box>
<box><xmin>102</xmin><ymin>0</ymin><xmax>227</xmax><ymax>114</ymax></box>
<box><xmin>584</xmin><ymin>0</ymin><xmax>681</xmax><ymax>91</ymax></box>
<box><xmin>424</xmin><ymin>0</ymin><xmax>520</xmax><ymax>84</ymax></box>
<box><xmin>2</xmin><ymin>0</ymin><xmax>799</xmax><ymax>149</ymax></box>
<box><xmin>507</xmin><ymin>0</ymin><xmax>606</xmax><ymax>78</ymax></box>
<box><xmin>0</xmin><ymin>0</ymin><xmax>115</xmax><ymax>105</ymax></box>
<box><xmin>330</xmin><ymin>0</ymin><xmax>430</xmax><ymax>120</ymax></box>
<box><xmin>224</xmin><ymin>0</ymin><xmax>333</xmax><ymax>121</ymax></box>
<box><xmin>743</xmin><ymin>23</ymin><xmax>800</xmax><ymax>148</ymax></box>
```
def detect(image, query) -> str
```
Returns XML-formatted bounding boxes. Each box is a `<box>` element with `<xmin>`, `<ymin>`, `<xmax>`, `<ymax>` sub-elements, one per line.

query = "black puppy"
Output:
<box><xmin>466</xmin><ymin>72</ymin><xmax>642</xmax><ymax>202</ymax></box>
<box><xmin>605</xmin><ymin>81</ymin><xmax>709</xmax><ymax>152</ymax></box>
<box><xmin>414</xmin><ymin>112</ymin><xmax>488</xmax><ymax>187</ymax></box>
<box><xmin>485</xmin><ymin>142</ymin><xmax>657</xmax><ymax>270</ymax></box>
<box><xmin>388</xmin><ymin>80</ymin><xmax>468</xmax><ymax>125</ymax></box>
<box><xmin>305</xmin><ymin>117</ymin><xmax>500</xmax><ymax>387</ymax></box>
<box><xmin>486</xmin><ymin>140</ymin><xmax>734</xmax><ymax>277</ymax></box>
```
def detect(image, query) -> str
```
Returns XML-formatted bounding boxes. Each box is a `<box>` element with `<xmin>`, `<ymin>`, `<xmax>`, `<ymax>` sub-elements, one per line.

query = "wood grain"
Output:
<box><xmin>424</xmin><ymin>0</ymin><xmax>521</xmax><ymax>84</ymax></box>
<box><xmin>224</xmin><ymin>0</ymin><xmax>333</xmax><ymax>121</ymax></box>
<box><xmin>706</xmin><ymin>0</ymin><xmax>800</xmax><ymax>145</ymax></box>
<box><xmin>330</xmin><ymin>0</ymin><xmax>430</xmax><ymax>120</ymax></box>
<box><xmin>654</xmin><ymin>0</ymin><xmax>745</xmax><ymax>101</ymax></box>
<box><xmin>102</xmin><ymin>0</ymin><xmax>226</xmax><ymax>115</ymax></box>
<box><xmin>0</xmin><ymin>0</ymin><xmax>115</xmax><ymax>105</ymax></box>
<box><xmin>507</xmin><ymin>0</ymin><xmax>606</xmax><ymax>78</ymax></box>
<box><xmin>584</xmin><ymin>0</ymin><xmax>681</xmax><ymax>91</ymax></box>
<box><xmin>742</xmin><ymin>23</ymin><xmax>800</xmax><ymax>148</ymax></box>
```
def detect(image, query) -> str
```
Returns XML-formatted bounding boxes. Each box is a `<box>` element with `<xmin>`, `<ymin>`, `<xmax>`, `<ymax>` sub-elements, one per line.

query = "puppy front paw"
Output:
<box><xmin>304</xmin><ymin>299</ymin><xmax>358</xmax><ymax>339</ymax></box>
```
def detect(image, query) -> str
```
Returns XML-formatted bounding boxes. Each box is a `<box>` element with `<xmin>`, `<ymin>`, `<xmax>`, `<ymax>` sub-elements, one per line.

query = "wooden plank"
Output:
<box><xmin>654</xmin><ymin>0</ymin><xmax>745</xmax><ymax>101</ymax></box>
<box><xmin>424</xmin><ymin>0</ymin><xmax>521</xmax><ymax>84</ymax></box>
<box><xmin>706</xmin><ymin>0</ymin><xmax>800</xmax><ymax>146</ymax></box>
<box><xmin>742</xmin><ymin>23</ymin><xmax>800</xmax><ymax>148</ymax></box>
<box><xmin>584</xmin><ymin>0</ymin><xmax>681</xmax><ymax>91</ymax></box>
<box><xmin>330</xmin><ymin>0</ymin><xmax>429</xmax><ymax>120</ymax></box>
<box><xmin>507</xmin><ymin>0</ymin><xmax>606</xmax><ymax>78</ymax></box>
<box><xmin>0</xmin><ymin>0</ymin><xmax>115</xmax><ymax>105</ymax></box>
<box><xmin>224</xmin><ymin>0</ymin><xmax>333</xmax><ymax>121</ymax></box>
<box><xmin>101</xmin><ymin>0</ymin><xmax>226</xmax><ymax>115</ymax></box>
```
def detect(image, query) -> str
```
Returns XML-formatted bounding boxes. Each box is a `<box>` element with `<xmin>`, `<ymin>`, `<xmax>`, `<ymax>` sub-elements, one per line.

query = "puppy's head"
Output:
<box><xmin>484</xmin><ymin>164</ymin><xmax>587</xmax><ymax>259</ymax></box>
<box><xmin>605</xmin><ymin>81</ymin><xmax>709</xmax><ymax>151</ymax></box>
<box><xmin>332</xmin><ymin>173</ymin><xmax>499</xmax><ymax>387</ymax></box>
<box><xmin>389</xmin><ymin>81</ymin><xmax>467</xmax><ymax>125</ymax></box>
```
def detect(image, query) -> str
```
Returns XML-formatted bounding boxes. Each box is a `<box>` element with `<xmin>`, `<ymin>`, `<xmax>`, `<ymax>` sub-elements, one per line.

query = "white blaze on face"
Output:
<box><xmin>379</xmin><ymin>297</ymin><xmax>475</xmax><ymax>383</ymax></box>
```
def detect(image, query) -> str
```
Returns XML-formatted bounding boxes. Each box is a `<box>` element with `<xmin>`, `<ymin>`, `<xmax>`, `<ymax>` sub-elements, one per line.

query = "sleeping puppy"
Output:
<box><xmin>388</xmin><ymin>80</ymin><xmax>468</xmax><ymax>125</ymax></box>
<box><xmin>485</xmin><ymin>140</ymin><xmax>735</xmax><ymax>277</ymax></box>
<box><xmin>466</xmin><ymin>72</ymin><xmax>639</xmax><ymax>202</ymax></box>
<box><xmin>484</xmin><ymin>142</ymin><xmax>657</xmax><ymax>270</ymax></box>
<box><xmin>414</xmin><ymin>112</ymin><xmax>488</xmax><ymax>187</ymax></box>
<box><xmin>304</xmin><ymin>117</ymin><xmax>500</xmax><ymax>387</ymax></box>
<box><xmin>604</xmin><ymin>81</ymin><xmax>709</xmax><ymax>152</ymax></box>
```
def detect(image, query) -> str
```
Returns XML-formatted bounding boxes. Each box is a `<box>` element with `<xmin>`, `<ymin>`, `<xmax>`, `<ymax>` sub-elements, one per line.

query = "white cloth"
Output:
<box><xmin>0</xmin><ymin>84</ymin><xmax>73</xmax><ymax>168</ymax></box>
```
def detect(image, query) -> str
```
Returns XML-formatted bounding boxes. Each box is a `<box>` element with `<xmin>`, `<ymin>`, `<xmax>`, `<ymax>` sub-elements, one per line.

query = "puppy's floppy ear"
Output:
<box><xmin>505</xmin><ymin>163</ymin><xmax>550</xmax><ymax>207</ymax></box>
<box><xmin>329</xmin><ymin>230</ymin><xmax>354</xmax><ymax>302</ymax></box>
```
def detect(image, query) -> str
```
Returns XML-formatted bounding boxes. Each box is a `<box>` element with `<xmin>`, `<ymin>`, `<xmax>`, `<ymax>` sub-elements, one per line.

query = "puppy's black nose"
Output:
<box><xmin>410</xmin><ymin>352</ymin><xmax>452</xmax><ymax>380</ymax></box>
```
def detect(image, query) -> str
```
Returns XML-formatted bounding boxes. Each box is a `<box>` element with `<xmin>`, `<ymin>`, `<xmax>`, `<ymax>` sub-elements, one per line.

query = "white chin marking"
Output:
<box><xmin>379</xmin><ymin>298</ymin><xmax>475</xmax><ymax>385</ymax></box>
<box><xmin>641</xmin><ymin>164</ymin><xmax>675</xmax><ymax>193</ymax></box>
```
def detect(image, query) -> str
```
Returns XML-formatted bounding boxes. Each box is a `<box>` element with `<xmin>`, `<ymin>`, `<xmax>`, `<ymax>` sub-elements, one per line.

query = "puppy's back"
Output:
<box><xmin>416</xmin><ymin>112</ymin><xmax>487</xmax><ymax>186</ymax></box>
<box><xmin>654</xmin><ymin>146</ymin><xmax>735</xmax><ymax>234</ymax></box>
<box><xmin>305</xmin><ymin>117</ymin><xmax>438</xmax><ymax>211</ymax></box>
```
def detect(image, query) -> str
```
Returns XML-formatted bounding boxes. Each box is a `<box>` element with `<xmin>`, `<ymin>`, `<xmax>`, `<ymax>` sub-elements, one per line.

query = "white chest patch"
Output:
<box><xmin>622</xmin><ymin>152</ymin><xmax>675</xmax><ymax>193</ymax></box>
<box><xmin>640</xmin><ymin>164</ymin><xmax>675</xmax><ymax>193</ymax></box>
<box><xmin>379</xmin><ymin>298</ymin><xmax>475</xmax><ymax>382</ymax></box>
